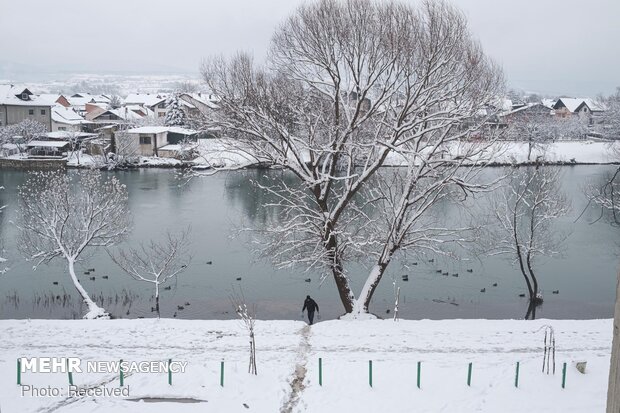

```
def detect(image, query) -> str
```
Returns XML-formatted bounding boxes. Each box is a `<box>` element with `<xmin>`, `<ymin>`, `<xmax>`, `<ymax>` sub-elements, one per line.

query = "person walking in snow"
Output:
<box><xmin>302</xmin><ymin>295</ymin><xmax>319</xmax><ymax>325</ymax></box>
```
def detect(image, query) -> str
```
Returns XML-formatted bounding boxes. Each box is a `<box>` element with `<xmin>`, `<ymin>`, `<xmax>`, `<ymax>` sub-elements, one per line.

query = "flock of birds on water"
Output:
<box><xmin>47</xmin><ymin>257</ymin><xmax>561</xmax><ymax>317</ymax></box>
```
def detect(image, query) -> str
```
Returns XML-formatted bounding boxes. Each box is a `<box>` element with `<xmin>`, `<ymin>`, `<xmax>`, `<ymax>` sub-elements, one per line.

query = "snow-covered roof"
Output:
<box><xmin>554</xmin><ymin>98</ymin><xmax>587</xmax><ymax>112</ymax></box>
<box><xmin>179</xmin><ymin>92</ymin><xmax>219</xmax><ymax>109</ymax></box>
<box><xmin>111</xmin><ymin>108</ymin><xmax>144</xmax><ymax>120</ymax></box>
<box><xmin>126</xmin><ymin>126</ymin><xmax>169</xmax><ymax>134</ymax></box>
<box><xmin>37</xmin><ymin>94</ymin><xmax>64</xmax><ymax>105</ymax></box>
<box><xmin>167</xmin><ymin>126</ymin><xmax>197</xmax><ymax>135</ymax></box>
<box><xmin>27</xmin><ymin>140</ymin><xmax>70</xmax><ymax>148</ymax></box>
<box><xmin>124</xmin><ymin>105</ymin><xmax>155</xmax><ymax>117</ymax></box>
<box><xmin>500</xmin><ymin>102</ymin><xmax>553</xmax><ymax>117</ymax></box>
<box><xmin>85</xmin><ymin>107</ymin><xmax>144</xmax><ymax>122</ymax></box>
<box><xmin>541</xmin><ymin>98</ymin><xmax>556</xmax><ymax>109</ymax></box>
<box><xmin>124</xmin><ymin>93</ymin><xmax>167</xmax><ymax>108</ymax></box>
<box><xmin>126</xmin><ymin>126</ymin><xmax>197</xmax><ymax>135</ymax></box>
<box><xmin>159</xmin><ymin>143</ymin><xmax>198</xmax><ymax>151</ymax></box>
<box><xmin>581</xmin><ymin>98</ymin><xmax>606</xmax><ymax>112</ymax></box>
<box><xmin>0</xmin><ymin>84</ymin><xmax>53</xmax><ymax>107</ymax></box>
<box><xmin>554</xmin><ymin>97</ymin><xmax>606</xmax><ymax>113</ymax></box>
<box><xmin>45</xmin><ymin>131</ymin><xmax>98</xmax><ymax>139</ymax></box>
<box><xmin>67</xmin><ymin>93</ymin><xmax>111</xmax><ymax>108</ymax></box>
<box><xmin>51</xmin><ymin>105</ymin><xmax>90</xmax><ymax>125</ymax></box>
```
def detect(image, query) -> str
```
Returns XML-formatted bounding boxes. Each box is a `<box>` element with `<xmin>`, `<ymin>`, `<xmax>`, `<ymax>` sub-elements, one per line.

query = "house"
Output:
<box><xmin>51</xmin><ymin>105</ymin><xmax>92</xmax><ymax>132</ymax></box>
<box><xmin>26</xmin><ymin>140</ymin><xmax>70</xmax><ymax>158</ymax></box>
<box><xmin>86</xmin><ymin>107</ymin><xmax>145</xmax><ymax>125</ymax></box>
<box><xmin>574</xmin><ymin>99</ymin><xmax>606</xmax><ymax>124</ymax></box>
<box><xmin>553</xmin><ymin>97</ymin><xmax>606</xmax><ymax>125</ymax></box>
<box><xmin>38</xmin><ymin>94</ymin><xmax>72</xmax><ymax>108</ymax></box>
<box><xmin>178</xmin><ymin>92</ymin><xmax>218</xmax><ymax>117</ymax></box>
<box><xmin>0</xmin><ymin>85</ymin><xmax>52</xmax><ymax>129</ymax></box>
<box><xmin>501</xmin><ymin>103</ymin><xmax>553</xmax><ymax>124</ymax></box>
<box><xmin>123</xmin><ymin>93</ymin><xmax>168</xmax><ymax>119</ymax></box>
<box><xmin>67</xmin><ymin>93</ymin><xmax>111</xmax><ymax>115</ymax></box>
<box><xmin>118</xmin><ymin>126</ymin><xmax>197</xmax><ymax>157</ymax></box>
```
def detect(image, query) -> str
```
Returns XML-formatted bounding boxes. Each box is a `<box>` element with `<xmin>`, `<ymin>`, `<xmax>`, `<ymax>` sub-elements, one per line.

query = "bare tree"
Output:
<box><xmin>584</xmin><ymin>89</ymin><xmax>620</xmax><ymax>224</ymax></box>
<box><xmin>504</xmin><ymin>111</ymin><xmax>556</xmax><ymax>161</ymax></box>
<box><xmin>65</xmin><ymin>131</ymin><xmax>85</xmax><ymax>165</ymax></box>
<box><xmin>0</xmin><ymin>186</ymin><xmax>7</xmax><ymax>274</ymax></box>
<box><xmin>0</xmin><ymin>119</ymin><xmax>47</xmax><ymax>154</ymax></box>
<box><xmin>14</xmin><ymin>170</ymin><xmax>131</xmax><ymax>319</ymax></box>
<box><xmin>504</xmin><ymin>110</ymin><xmax>589</xmax><ymax>161</ymax></box>
<box><xmin>109</xmin><ymin>95</ymin><xmax>122</xmax><ymax>109</ymax></box>
<box><xmin>199</xmin><ymin>0</ymin><xmax>503</xmax><ymax>315</ymax></box>
<box><xmin>489</xmin><ymin>164</ymin><xmax>570</xmax><ymax>319</ymax></box>
<box><xmin>109</xmin><ymin>229</ymin><xmax>191</xmax><ymax>318</ymax></box>
<box><xmin>230</xmin><ymin>288</ymin><xmax>257</xmax><ymax>375</ymax></box>
<box><xmin>595</xmin><ymin>87</ymin><xmax>620</xmax><ymax>140</ymax></box>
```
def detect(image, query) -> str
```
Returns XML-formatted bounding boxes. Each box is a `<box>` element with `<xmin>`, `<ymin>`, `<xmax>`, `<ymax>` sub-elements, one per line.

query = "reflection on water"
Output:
<box><xmin>0</xmin><ymin>166</ymin><xmax>618</xmax><ymax>321</ymax></box>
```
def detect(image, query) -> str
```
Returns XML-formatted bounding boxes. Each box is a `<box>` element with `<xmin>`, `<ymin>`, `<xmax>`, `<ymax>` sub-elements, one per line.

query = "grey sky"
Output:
<box><xmin>0</xmin><ymin>0</ymin><xmax>618</xmax><ymax>96</ymax></box>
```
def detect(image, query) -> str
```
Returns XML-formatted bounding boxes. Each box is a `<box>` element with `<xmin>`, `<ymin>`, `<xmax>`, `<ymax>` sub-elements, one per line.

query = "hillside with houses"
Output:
<box><xmin>0</xmin><ymin>83</ymin><xmax>618</xmax><ymax>169</ymax></box>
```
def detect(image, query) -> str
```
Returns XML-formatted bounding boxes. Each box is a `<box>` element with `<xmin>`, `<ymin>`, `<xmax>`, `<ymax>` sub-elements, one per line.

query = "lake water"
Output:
<box><xmin>0</xmin><ymin>166</ymin><xmax>618</xmax><ymax>321</ymax></box>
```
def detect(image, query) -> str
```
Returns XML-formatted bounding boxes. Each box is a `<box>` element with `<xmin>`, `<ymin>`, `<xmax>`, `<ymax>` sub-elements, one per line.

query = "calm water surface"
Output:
<box><xmin>0</xmin><ymin>166</ymin><xmax>618</xmax><ymax>320</ymax></box>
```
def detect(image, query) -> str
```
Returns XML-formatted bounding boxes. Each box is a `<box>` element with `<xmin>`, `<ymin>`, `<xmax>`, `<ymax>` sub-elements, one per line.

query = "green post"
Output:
<box><xmin>467</xmin><ymin>362</ymin><xmax>472</xmax><ymax>386</ymax></box>
<box><xmin>319</xmin><ymin>358</ymin><xmax>323</xmax><ymax>386</ymax></box>
<box><xmin>17</xmin><ymin>358</ymin><xmax>21</xmax><ymax>386</ymax></box>
<box><xmin>562</xmin><ymin>362</ymin><xmax>567</xmax><ymax>389</ymax></box>
<box><xmin>515</xmin><ymin>362</ymin><xmax>520</xmax><ymax>388</ymax></box>
<box><xmin>220</xmin><ymin>361</ymin><xmax>224</xmax><ymax>387</ymax></box>
<box><xmin>66</xmin><ymin>359</ymin><xmax>73</xmax><ymax>385</ymax></box>
<box><xmin>168</xmin><ymin>358</ymin><xmax>172</xmax><ymax>385</ymax></box>
<box><xmin>369</xmin><ymin>360</ymin><xmax>373</xmax><ymax>388</ymax></box>
<box><xmin>417</xmin><ymin>361</ymin><xmax>421</xmax><ymax>389</ymax></box>
<box><xmin>120</xmin><ymin>359</ymin><xmax>124</xmax><ymax>387</ymax></box>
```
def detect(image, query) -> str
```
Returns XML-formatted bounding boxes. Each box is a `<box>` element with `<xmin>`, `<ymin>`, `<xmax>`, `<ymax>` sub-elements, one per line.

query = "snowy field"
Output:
<box><xmin>0</xmin><ymin>318</ymin><xmax>611</xmax><ymax>412</ymax></box>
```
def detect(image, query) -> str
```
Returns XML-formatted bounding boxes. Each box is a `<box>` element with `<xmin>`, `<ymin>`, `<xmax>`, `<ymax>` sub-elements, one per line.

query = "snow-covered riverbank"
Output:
<box><xmin>58</xmin><ymin>139</ymin><xmax>620</xmax><ymax>169</ymax></box>
<box><xmin>0</xmin><ymin>318</ymin><xmax>611</xmax><ymax>412</ymax></box>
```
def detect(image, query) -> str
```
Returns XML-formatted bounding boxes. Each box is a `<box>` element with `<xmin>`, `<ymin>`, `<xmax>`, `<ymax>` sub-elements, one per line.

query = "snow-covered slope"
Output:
<box><xmin>0</xmin><ymin>318</ymin><xmax>611</xmax><ymax>412</ymax></box>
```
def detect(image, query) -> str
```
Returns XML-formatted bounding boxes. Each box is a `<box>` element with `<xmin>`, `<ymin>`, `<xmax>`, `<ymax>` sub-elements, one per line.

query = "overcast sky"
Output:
<box><xmin>0</xmin><ymin>0</ymin><xmax>618</xmax><ymax>96</ymax></box>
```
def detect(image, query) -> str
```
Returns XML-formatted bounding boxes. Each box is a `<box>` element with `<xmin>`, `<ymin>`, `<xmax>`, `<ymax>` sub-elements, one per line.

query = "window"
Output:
<box><xmin>29</xmin><ymin>109</ymin><xmax>34</xmax><ymax>115</ymax></box>
<box><xmin>41</xmin><ymin>109</ymin><xmax>46</xmax><ymax>115</ymax></box>
<box><xmin>139</xmin><ymin>136</ymin><xmax>152</xmax><ymax>145</ymax></box>
<box><xmin>21</xmin><ymin>93</ymin><xmax>28</xmax><ymax>100</ymax></box>
<box><xmin>58</xmin><ymin>126</ymin><xmax>67</xmax><ymax>131</ymax></box>
<box><xmin>158</xmin><ymin>112</ymin><xmax>165</xmax><ymax>117</ymax></box>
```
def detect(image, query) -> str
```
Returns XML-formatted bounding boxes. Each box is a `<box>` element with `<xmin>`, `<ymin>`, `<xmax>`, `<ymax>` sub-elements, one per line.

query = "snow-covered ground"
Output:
<box><xmin>7</xmin><ymin>139</ymin><xmax>620</xmax><ymax>170</ymax></box>
<box><xmin>0</xmin><ymin>318</ymin><xmax>611</xmax><ymax>412</ymax></box>
<box><xmin>194</xmin><ymin>139</ymin><xmax>620</xmax><ymax>170</ymax></box>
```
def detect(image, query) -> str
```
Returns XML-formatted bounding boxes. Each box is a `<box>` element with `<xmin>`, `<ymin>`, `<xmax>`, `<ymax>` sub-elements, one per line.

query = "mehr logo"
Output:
<box><xmin>20</xmin><ymin>357</ymin><xmax>187</xmax><ymax>374</ymax></box>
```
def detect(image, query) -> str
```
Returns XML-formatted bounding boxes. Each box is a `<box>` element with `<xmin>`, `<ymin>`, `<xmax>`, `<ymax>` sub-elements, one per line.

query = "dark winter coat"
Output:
<box><xmin>303</xmin><ymin>297</ymin><xmax>319</xmax><ymax>313</ymax></box>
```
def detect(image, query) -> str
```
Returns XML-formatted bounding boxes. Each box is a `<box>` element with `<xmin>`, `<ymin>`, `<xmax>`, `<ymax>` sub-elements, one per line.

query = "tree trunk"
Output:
<box><xmin>607</xmin><ymin>271</ymin><xmax>620</xmax><ymax>412</ymax></box>
<box><xmin>323</xmin><ymin>222</ymin><xmax>354</xmax><ymax>313</ymax></box>
<box><xmin>355</xmin><ymin>262</ymin><xmax>389</xmax><ymax>314</ymax></box>
<box><xmin>524</xmin><ymin>301</ymin><xmax>537</xmax><ymax>320</ymax></box>
<box><xmin>155</xmin><ymin>284</ymin><xmax>160</xmax><ymax>319</ymax></box>
<box><xmin>67</xmin><ymin>258</ymin><xmax>108</xmax><ymax>319</ymax></box>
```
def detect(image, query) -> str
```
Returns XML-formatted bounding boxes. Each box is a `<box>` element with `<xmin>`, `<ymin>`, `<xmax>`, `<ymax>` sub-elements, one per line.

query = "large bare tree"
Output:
<box><xmin>490</xmin><ymin>163</ymin><xmax>570</xmax><ymax>319</ymax></box>
<box><xmin>109</xmin><ymin>229</ymin><xmax>191</xmax><ymax>318</ymax></box>
<box><xmin>199</xmin><ymin>0</ymin><xmax>504</xmax><ymax>315</ymax></box>
<box><xmin>15</xmin><ymin>170</ymin><xmax>130</xmax><ymax>319</ymax></box>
